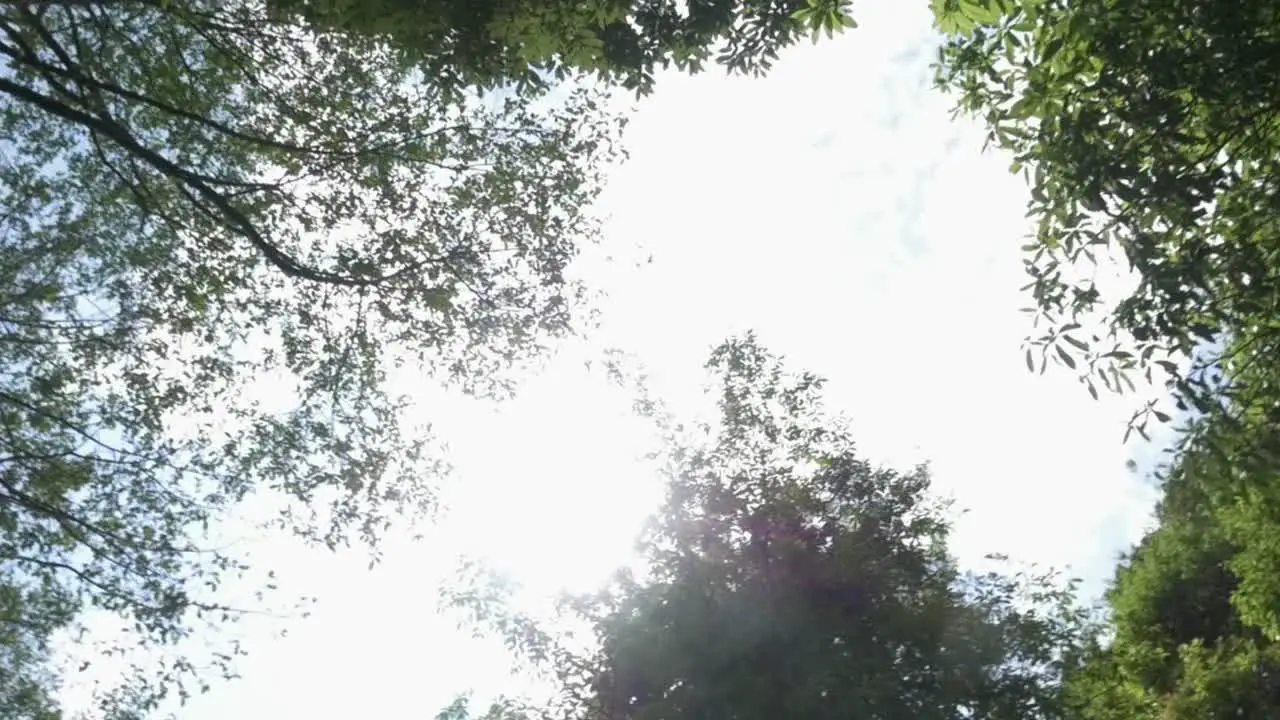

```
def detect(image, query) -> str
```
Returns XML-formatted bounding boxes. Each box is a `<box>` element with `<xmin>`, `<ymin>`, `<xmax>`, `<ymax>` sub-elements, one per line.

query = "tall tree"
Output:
<box><xmin>0</xmin><ymin>0</ymin><xmax>624</xmax><ymax>714</ymax></box>
<box><xmin>448</xmin><ymin>335</ymin><xmax>1089</xmax><ymax>720</ymax></box>
<box><xmin>932</xmin><ymin>4</ymin><xmax>1280</xmax><ymax>714</ymax></box>
<box><xmin>932</xmin><ymin>0</ymin><xmax>1280</xmax><ymax>441</ymax></box>
<box><xmin>1060</xmin><ymin>418</ymin><xmax>1280</xmax><ymax>719</ymax></box>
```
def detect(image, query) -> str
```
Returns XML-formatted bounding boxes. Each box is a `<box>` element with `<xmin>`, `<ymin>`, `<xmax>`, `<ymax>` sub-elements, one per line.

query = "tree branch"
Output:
<box><xmin>0</xmin><ymin>74</ymin><xmax>421</xmax><ymax>287</ymax></box>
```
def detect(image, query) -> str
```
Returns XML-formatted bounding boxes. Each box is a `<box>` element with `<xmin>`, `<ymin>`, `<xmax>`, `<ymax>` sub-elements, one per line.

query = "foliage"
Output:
<box><xmin>265</xmin><ymin>0</ymin><xmax>858</xmax><ymax>95</ymax></box>
<box><xmin>448</xmin><ymin>335</ymin><xmax>1089</xmax><ymax>720</ymax></box>
<box><xmin>932</xmin><ymin>0</ymin><xmax>1280</xmax><ymax>441</ymax></box>
<box><xmin>0</xmin><ymin>0</ymin><xmax>858</xmax><ymax>710</ymax></box>
<box><xmin>1060</xmin><ymin>420</ymin><xmax>1280</xmax><ymax>719</ymax></box>
<box><xmin>1</xmin><ymin>574</ymin><xmax>64</xmax><ymax>720</ymax></box>
<box><xmin>932</xmin><ymin>2</ymin><xmax>1280</xmax><ymax>716</ymax></box>
<box><xmin>0</xmin><ymin>0</ymin><xmax>624</xmax><ymax>713</ymax></box>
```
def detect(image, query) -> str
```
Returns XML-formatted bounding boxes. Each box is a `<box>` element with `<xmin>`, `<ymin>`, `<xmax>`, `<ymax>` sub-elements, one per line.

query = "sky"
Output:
<box><xmin>56</xmin><ymin>1</ymin><xmax>1169</xmax><ymax>716</ymax></box>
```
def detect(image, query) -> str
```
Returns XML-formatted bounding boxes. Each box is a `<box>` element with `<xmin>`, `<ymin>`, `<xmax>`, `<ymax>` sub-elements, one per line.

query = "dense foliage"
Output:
<box><xmin>448</xmin><ymin>336</ymin><xmax>1089</xmax><ymax>720</ymax></box>
<box><xmin>266</xmin><ymin>0</ymin><xmax>858</xmax><ymax>95</ymax></box>
<box><xmin>1057</xmin><ymin>426</ymin><xmax>1280</xmax><ymax>719</ymax></box>
<box><xmin>934</xmin><ymin>0</ymin><xmax>1280</xmax><ymax>438</ymax></box>
<box><xmin>934</xmin><ymin>0</ymin><xmax>1280</xmax><ymax>717</ymax></box>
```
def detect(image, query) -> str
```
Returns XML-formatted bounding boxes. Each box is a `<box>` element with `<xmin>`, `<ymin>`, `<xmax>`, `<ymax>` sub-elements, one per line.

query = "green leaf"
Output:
<box><xmin>1040</xmin><ymin>36</ymin><xmax>1064</xmax><ymax>62</ymax></box>
<box><xmin>1063</xmin><ymin>335</ymin><xmax>1089</xmax><ymax>351</ymax></box>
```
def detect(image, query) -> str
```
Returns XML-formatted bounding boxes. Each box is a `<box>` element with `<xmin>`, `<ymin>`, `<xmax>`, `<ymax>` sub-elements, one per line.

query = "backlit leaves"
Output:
<box><xmin>1</xmin><ymin>0</ymin><xmax>622</xmax><ymax>713</ymax></box>
<box><xmin>934</xmin><ymin>0</ymin><xmax>1280</xmax><ymax>442</ymax></box>
<box><xmin>268</xmin><ymin>0</ymin><xmax>858</xmax><ymax>96</ymax></box>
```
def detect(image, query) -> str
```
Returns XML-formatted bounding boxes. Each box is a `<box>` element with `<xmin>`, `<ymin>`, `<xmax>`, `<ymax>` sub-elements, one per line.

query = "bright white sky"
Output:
<box><xmin>57</xmin><ymin>1</ymin><xmax>1171</xmax><ymax>717</ymax></box>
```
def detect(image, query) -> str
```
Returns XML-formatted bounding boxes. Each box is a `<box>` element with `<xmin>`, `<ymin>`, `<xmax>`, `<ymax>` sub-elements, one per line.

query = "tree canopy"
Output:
<box><xmin>266</xmin><ymin>0</ymin><xmax>858</xmax><ymax>95</ymax></box>
<box><xmin>0</xmin><ymin>0</ymin><xmax>615</xmax><ymax>714</ymax></box>
<box><xmin>18</xmin><ymin>0</ymin><xmax>1280</xmax><ymax>715</ymax></box>
<box><xmin>1056</xmin><ymin>420</ymin><xmax>1280</xmax><ymax>719</ymax></box>
<box><xmin>437</xmin><ymin>0</ymin><xmax>1280</xmax><ymax>715</ymax></box>
<box><xmin>932</xmin><ymin>0</ymin><xmax>1280</xmax><ymax>717</ymax></box>
<box><xmin>447</xmin><ymin>335</ymin><xmax>1089</xmax><ymax>720</ymax></box>
<box><xmin>0</xmin><ymin>0</ymin><xmax>870</xmax><ymax>711</ymax></box>
<box><xmin>933</xmin><ymin>0</ymin><xmax>1280</xmax><ymax>439</ymax></box>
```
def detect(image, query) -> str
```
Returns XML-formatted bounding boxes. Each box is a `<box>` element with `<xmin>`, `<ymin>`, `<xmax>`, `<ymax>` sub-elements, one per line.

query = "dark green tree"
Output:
<box><xmin>1060</xmin><ymin>425</ymin><xmax>1280</xmax><ymax>719</ymax></box>
<box><xmin>448</xmin><ymin>335</ymin><xmax>1090</xmax><ymax>720</ymax></box>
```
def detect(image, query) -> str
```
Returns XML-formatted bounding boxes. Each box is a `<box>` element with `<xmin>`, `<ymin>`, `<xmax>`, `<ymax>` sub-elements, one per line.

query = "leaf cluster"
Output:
<box><xmin>935</xmin><ymin>0</ymin><xmax>1280</xmax><ymax>439</ymax></box>
<box><xmin>266</xmin><ymin>0</ymin><xmax>857</xmax><ymax>95</ymax></box>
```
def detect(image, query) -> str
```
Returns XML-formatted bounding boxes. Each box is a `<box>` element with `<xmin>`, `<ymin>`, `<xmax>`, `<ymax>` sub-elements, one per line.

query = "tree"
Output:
<box><xmin>0</xmin><ymin>0</ymin><xmax>862</xmax><ymax>711</ymax></box>
<box><xmin>265</xmin><ymin>0</ymin><xmax>859</xmax><ymax>95</ymax></box>
<box><xmin>1060</xmin><ymin>421</ymin><xmax>1280</xmax><ymax>719</ymax></box>
<box><xmin>931</xmin><ymin>4</ymin><xmax>1280</xmax><ymax>715</ymax></box>
<box><xmin>1</xmin><ymin>0</ymin><xmax>626</xmax><ymax>713</ymax></box>
<box><xmin>932</xmin><ymin>0</ymin><xmax>1280</xmax><ymax>441</ymax></box>
<box><xmin>448</xmin><ymin>335</ymin><xmax>1089</xmax><ymax>720</ymax></box>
